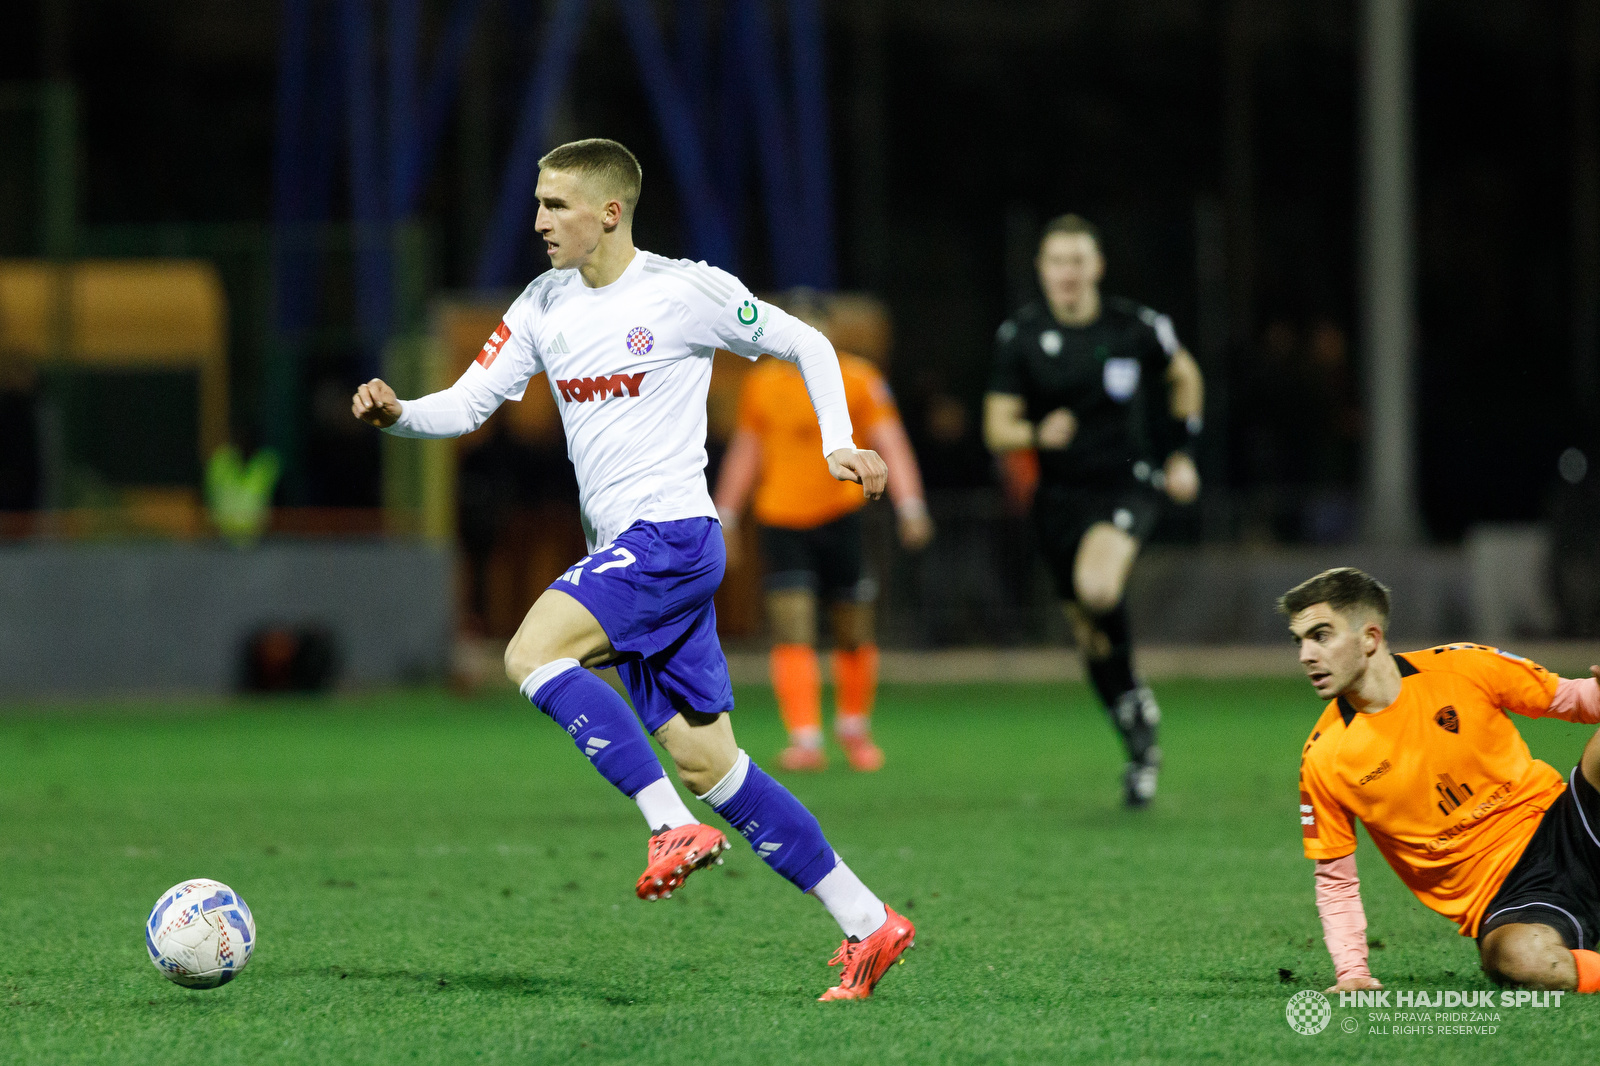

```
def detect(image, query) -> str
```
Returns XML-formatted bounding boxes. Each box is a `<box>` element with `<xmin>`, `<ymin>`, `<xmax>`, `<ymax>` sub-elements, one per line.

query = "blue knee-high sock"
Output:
<box><xmin>699</xmin><ymin>751</ymin><xmax>836</xmax><ymax>892</ymax></box>
<box><xmin>522</xmin><ymin>659</ymin><xmax>667</xmax><ymax>798</ymax></box>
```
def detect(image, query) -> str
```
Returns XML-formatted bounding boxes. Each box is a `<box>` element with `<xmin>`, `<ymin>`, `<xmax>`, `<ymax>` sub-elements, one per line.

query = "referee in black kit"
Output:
<box><xmin>983</xmin><ymin>214</ymin><xmax>1204</xmax><ymax>807</ymax></box>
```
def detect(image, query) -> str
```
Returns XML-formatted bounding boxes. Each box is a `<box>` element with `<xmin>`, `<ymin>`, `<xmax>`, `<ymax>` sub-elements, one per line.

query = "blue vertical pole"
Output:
<box><xmin>269</xmin><ymin>0</ymin><xmax>313</xmax><ymax>493</ymax></box>
<box><xmin>388</xmin><ymin>0</ymin><xmax>421</xmax><ymax>220</ymax></box>
<box><xmin>788</xmin><ymin>0</ymin><xmax>835</xmax><ymax>289</ymax></box>
<box><xmin>475</xmin><ymin>0</ymin><xmax>591</xmax><ymax>288</ymax></box>
<box><xmin>271</xmin><ymin>0</ymin><xmax>312</xmax><ymax>333</ymax></box>
<box><xmin>340</xmin><ymin>0</ymin><xmax>390</xmax><ymax>376</ymax></box>
<box><xmin>712</xmin><ymin>17</ymin><xmax>746</xmax><ymax>272</ymax></box>
<box><xmin>677</xmin><ymin>0</ymin><xmax>709</xmax><ymax>120</ymax></box>
<box><xmin>402</xmin><ymin>0</ymin><xmax>485</xmax><ymax>217</ymax></box>
<box><xmin>615</xmin><ymin>0</ymin><xmax>733</xmax><ymax>268</ymax></box>
<box><xmin>733</xmin><ymin>0</ymin><xmax>802</xmax><ymax>287</ymax></box>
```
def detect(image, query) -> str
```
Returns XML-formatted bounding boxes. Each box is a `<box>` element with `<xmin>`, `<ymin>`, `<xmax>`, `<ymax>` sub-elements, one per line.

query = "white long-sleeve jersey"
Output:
<box><xmin>385</xmin><ymin>249</ymin><xmax>856</xmax><ymax>549</ymax></box>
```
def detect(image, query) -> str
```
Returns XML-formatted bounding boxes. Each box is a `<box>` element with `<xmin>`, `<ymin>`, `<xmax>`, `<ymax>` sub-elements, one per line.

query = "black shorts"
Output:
<box><xmin>1032</xmin><ymin>480</ymin><xmax>1162</xmax><ymax>601</ymax></box>
<box><xmin>758</xmin><ymin>510</ymin><xmax>874</xmax><ymax>602</ymax></box>
<box><xmin>1477</xmin><ymin>767</ymin><xmax>1600</xmax><ymax>950</ymax></box>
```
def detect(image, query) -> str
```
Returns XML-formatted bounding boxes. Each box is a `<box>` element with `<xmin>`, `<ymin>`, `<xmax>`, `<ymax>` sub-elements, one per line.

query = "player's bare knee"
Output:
<box><xmin>766</xmin><ymin>589</ymin><xmax>817</xmax><ymax>646</ymax></box>
<box><xmin>1074</xmin><ymin>579</ymin><xmax>1122</xmax><ymax>616</ymax></box>
<box><xmin>503</xmin><ymin>635</ymin><xmax>549</xmax><ymax>686</ymax></box>
<box><xmin>830</xmin><ymin>602</ymin><xmax>874</xmax><ymax>650</ymax></box>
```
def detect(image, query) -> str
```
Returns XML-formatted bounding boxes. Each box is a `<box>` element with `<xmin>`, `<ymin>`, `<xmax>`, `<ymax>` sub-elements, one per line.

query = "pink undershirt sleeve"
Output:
<box><xmin>1314</xmin><ymin>853</ymin><xmax>1372</xmax><ymax>983</ymax></box>
<box><xmin>1548</xmin><ymin>677</ymin><xmax>1600</xmax><ymax>724</ymax></box>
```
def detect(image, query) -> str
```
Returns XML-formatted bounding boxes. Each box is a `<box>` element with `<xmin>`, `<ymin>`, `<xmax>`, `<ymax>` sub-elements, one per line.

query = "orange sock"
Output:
<box><xmin>770</xmin><ymin>644</ymin><xmax>822</xmax><ymax>746</ymax></box>
<box><xmin>832</xmin><ymin>644</ymin><xmax>880</xmax><ymax>736</ymax></box>
<box><xmin>1573</xmin><ymin>949</ymin><xmax>1600</xmax><ymax>993</ymax></box>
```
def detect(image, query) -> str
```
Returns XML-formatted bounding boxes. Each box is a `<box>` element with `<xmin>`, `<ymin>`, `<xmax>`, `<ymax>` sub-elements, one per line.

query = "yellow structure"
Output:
<box><xmin>0</xmin><ymin>259</ymin><xmax>230</xmax><ymax>461</ymax></box>
<box><xmin>0</xmin><ymin>259</ymin><xmax>229</xmax><ymax>537</ymax></box>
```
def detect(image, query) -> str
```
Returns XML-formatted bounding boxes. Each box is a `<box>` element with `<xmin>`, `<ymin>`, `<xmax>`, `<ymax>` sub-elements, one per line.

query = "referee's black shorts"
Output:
<box><xmin>758</xmin><ymin>510</ymin><xmax>874</xmax><ymax>603</ymax></box>
<box><xmin>1478</xmin><ymin>766</ymin><xmax>1600</xmax><ymax>951</ymax></box>
<box><xmin>1032</xmin><ymin>479</ymin><xmax>1162</xmax><ymax>601</ymax></box>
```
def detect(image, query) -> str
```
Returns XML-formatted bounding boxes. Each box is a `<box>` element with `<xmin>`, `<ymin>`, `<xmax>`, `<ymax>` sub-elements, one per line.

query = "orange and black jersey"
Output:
<box><xmin>1298</xmin><ymin>644</ymin><xmax>1565</xmax><ymax>936</ymax></box>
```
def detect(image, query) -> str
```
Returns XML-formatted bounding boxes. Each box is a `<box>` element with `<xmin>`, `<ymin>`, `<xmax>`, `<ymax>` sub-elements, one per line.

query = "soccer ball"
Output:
<box><xmin>145</xmin><ymin>878</ymin><xmax>256</xmax><ymax>988</ymax></box>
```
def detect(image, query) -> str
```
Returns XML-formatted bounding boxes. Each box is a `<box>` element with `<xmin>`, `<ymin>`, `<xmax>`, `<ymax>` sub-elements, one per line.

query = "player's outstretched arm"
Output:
<box><xmin>1546</xmin><ymin>667</ymin><xmax>1600</xmax><ymax>724</ymax></box>
<box><xmin>351</xmin><ymin>362</ymin><xmax>513</xmax><ymax>439</ymax></box>
<box><xmin>352</xmin><ymin>378</ymin><xmax>403</xmax><ymax>428</ymax></box>
<box><xmin>1315</xmin><ymin>854</ymin><xmax>1381</xmax><ymax>993</ymax></box>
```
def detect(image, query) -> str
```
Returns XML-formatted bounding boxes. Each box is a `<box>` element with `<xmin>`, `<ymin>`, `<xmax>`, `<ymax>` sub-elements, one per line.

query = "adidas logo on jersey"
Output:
<box><xmin>549</xmin><ymin>332</ymin><xmax>571</xmax><ymax>355</ymax></box>
<box><xmin>757</xmin><ymin>841</ymin><xmax>783</xmax><ymax>856</ymax></box>
<box><xmin>557</xmin><ymin>372</ymin><xmax>647</xmax><ymax>403</ymax></box>
<box><xmin>584</xmin><ymin>737</ymin><xmax>611</xmax><ymax>758</ymax></box>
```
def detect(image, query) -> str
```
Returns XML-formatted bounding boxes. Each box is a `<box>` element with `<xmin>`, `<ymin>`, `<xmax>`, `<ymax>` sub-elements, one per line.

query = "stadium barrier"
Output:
<box><xmin>0</xmin><ymin>541</ymin><xmax>451</xmax><ymax>698</ymax></box>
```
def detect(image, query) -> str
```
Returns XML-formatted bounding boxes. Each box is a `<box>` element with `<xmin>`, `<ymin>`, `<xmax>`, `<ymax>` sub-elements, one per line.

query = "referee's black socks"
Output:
<box><xmin>1083</xmin><ymin>603</ymin><xmax>1158</xmax><ymax>764</ymax></box>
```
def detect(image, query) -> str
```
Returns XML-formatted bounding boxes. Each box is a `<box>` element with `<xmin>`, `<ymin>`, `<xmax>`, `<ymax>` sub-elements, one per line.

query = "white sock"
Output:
<box><xmin>810</xmin><ymin>859</ymin><xmax>888</xmax><ymax>940</ymax></box>
<box><xmin>634</xmin><ymin>776</ymin><xmax>696</xmax><ymax>834</ymax></box>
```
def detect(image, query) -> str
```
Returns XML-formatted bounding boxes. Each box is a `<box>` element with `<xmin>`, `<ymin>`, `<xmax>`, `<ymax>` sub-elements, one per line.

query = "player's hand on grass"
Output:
<box><xmin>1163</xmin><ymin>451</ymin><xmax>1200</xmax><ymax>505</ymax></box>
<box><xmin>1326</xmin><ymin>975</ymin><xmax>1383</xmax><ymax>994</ymax></box>
<box><xmin>352</xmin><ymin>378</ymin><xmax>402</xmax><ymax>428</ymax></box>
<box><xmin>828</xmin><ymin>449</ymin><xmax>888</xmax><ymax>500</ymax></box>
<box><xmin>1035</xmin><ymin>408</ymin><xmax>1077</xmax><ymax>450</ymax></box>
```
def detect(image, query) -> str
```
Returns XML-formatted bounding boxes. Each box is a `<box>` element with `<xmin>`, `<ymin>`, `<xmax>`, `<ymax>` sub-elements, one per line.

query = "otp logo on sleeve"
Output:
<box><xmin>477</xmin><ymin>321</ymin><xmax>512</xmax><ymax>368</ymax></box>
<box><xmin>626</xmin><ymin>326</ymin><xmax>654</xmax><ymax>356</ymax></box>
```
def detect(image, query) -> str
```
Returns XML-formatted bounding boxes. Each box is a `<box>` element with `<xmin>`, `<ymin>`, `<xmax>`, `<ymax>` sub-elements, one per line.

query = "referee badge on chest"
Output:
<box><xmin>1103</xmin><ymin>357</ymin><xmax>1141</xmax><ymax>401</ymax></box>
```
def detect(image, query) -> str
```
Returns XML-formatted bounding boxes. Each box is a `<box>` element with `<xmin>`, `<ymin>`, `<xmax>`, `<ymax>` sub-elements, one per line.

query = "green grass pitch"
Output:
<box><xmin>3</xmin><ymin>677</ymin><xmax>1598</xmax><ymax>1064</ymax></box>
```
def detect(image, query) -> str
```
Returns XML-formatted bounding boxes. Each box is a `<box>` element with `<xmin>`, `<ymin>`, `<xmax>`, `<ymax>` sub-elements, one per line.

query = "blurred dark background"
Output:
<box><xmin>0</xmin><ymin>0</ymin><xmax>1596</xmax><ymax>686</ymax></box>
<box><xmin>2</xmin><ymin>0</ymin><xmax>1594</xmax><ymax>537</ymax></box>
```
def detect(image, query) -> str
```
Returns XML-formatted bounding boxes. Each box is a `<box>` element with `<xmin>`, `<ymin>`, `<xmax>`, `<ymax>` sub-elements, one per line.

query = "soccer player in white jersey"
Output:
<box><xmin>352</xmin><ymin>139</ymin><xmax>914</xmax><ymax>1000</ymax></box>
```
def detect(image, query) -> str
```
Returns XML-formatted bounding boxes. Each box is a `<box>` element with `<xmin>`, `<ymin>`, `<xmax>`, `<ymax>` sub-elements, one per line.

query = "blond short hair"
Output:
<box><xmin>539</xmin><ymin>138</ymin><xmax>643</xmax><ymax>220</ymax></box>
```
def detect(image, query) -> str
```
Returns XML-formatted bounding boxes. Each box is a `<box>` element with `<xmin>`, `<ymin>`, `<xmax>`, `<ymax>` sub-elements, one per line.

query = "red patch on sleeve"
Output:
<box><xmin>1300</xmin><ymin>790</ymin><xmax>1318</xmax><ymax>838</ymax></box>
<box><xmin>477</xmin><ymin>321</ymin><xmax>511</xmax><ymax>368</ymax></box>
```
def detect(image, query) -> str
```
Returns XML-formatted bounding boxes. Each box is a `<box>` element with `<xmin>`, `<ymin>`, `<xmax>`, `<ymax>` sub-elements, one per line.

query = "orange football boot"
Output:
<box><xmin>635</xmin><ymin>823</ymin><xmax>728</xmax><ymax>901</ymax></box>
<box><xmin>838</xmin><ymin>734</ymin><xmax>884</xmax><ymax>772</ymax></box>
<box><xmin>817</xmin><ymin>905</ymin><xmax>916</xmax><ymax>1000</ymax></box>
<box><xmin>777</xmin><ymin>744</ymin><xmax>828</xmax><ymax>772</ymax></box>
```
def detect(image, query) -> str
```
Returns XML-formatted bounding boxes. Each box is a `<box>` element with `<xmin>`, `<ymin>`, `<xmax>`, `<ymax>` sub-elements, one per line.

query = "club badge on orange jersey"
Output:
<box><xmin>1434</xmin><ymin>706</ymin><xmax>1460</xmax><ymax>734</ymax></box>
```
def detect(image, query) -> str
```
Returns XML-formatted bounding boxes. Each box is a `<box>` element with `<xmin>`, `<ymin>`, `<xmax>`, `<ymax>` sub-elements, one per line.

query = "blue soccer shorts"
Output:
<box><xmin>547</xmin><ymin>516</ymin><xmax>734</xmax><ymax>734</ymax></box>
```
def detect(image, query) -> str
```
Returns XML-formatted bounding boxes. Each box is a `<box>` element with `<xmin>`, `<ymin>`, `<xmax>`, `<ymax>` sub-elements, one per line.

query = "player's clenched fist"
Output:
<box><xmin>827</xmin><ymin>448</ymin><xmax>888</xmax><ymax>500</ymax></box>
<box><xmin>352</xmin><ymin>378</ymin><xmax>402</xmax><ymax>428</ymax></box>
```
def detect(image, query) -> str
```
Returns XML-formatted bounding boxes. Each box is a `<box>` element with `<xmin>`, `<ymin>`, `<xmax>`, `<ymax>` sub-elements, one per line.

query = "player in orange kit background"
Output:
<box><xmin>1283</xmin><ymin>567</ymin><xmax>1600</xmax><ymax>994</ymax></box>
<box><xmin>715</xmin><ymin>291</ymin><xmax>932</xmax><ymax>772</ymax></box>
